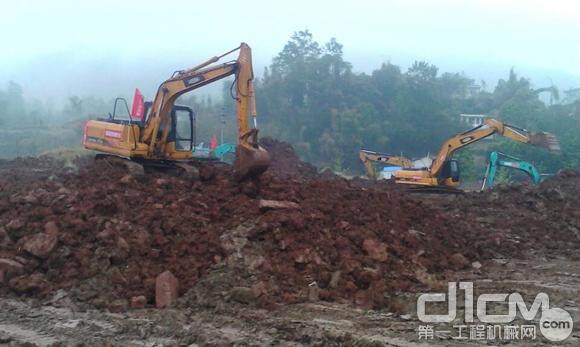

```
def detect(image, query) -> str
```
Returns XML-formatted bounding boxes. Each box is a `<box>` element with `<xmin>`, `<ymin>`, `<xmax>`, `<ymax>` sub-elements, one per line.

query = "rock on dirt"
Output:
<box><xmin>5</xmin><ymin>219</ymin><xmax>24</xmax><ymax>232</ymax></box>
<box><xmin>156</xmin><ymin>271</ymin><xmax>179</xmax><ymax>308</ymax></box>
<box><xmin>22</xmin><ymin>233</ymin><xmax>58</xmax><ymax>259</ymax></box>
<box><xmin>8</xmin><ymin>273</ymin><xmax>48</xmax><ymax>294</ymax></box>
<box><xmin>43</xmin><ymin>221</ymin><xmax>59</xmax><ymax>236</ymax></box>
<box><xmin>449</xmin><ymin>253</ymin><xmax>470</xmax><ymax>270</ymax></box>
<box><xmin>308</xmin><ymin>282</ymin><xmax>320</xmax><ymax>302</ymax></box>
<box><xmin>362</xmin><ymin>239</ymin><xmax>389</xmax><ymax>262</ymax></box>
<box><xmin>108</xmin><ymin>299</ymin><xmax>128</xmax><ymax>313</ymax></box>
<box><xmin>0</xmin><ymin>259</ymin><xmax>24</xmax><ymax>281</ymax></box>
<box><xmin>229</xmin><ymin>287</ymin><xmax>257</xmax><ymax>304</ymax></box>
<box><xmin>258</xmin><ymin>199</ymin><xmax>300</xmax><ymax>211</ymax></box>
<box><xmin>130</xmin><ymin>295</ymin><xmax>147</xmax><ymax>309</ymax></box>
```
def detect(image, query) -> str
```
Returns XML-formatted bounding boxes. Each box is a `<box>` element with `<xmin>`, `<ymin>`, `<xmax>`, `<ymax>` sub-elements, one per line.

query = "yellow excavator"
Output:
<box><xmin>82</xmin><ymin>43</ymin><xmax>269</xmax><ymax>181</ymax></box>
<box><xmin>391</xmin><ymin>118</ymin><xmax>560</xmax><ymax>192</ymax></box>
<box><xmin>359</xmin><ymin>149</ymin><xmax>413</xmax><ymax>179</ymax></box>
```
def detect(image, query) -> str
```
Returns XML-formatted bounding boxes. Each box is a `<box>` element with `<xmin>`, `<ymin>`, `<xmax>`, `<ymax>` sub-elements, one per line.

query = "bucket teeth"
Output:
<box><xmin>530</xmin><ymin>132</ymin><xmax>561</xmax><ymax>153</ymax></box>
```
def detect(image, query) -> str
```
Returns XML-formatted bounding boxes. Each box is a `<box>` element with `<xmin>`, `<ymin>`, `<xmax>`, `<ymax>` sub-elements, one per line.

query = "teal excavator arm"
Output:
<box><xmin>212</xmin><ymin>143</ymin><xmax>236</xmax><ymax>161</ymax></box>
<box><xmin>481</xmin><ymin>151</ymin><xmax>542</xmax><ymax>190</ymax></box>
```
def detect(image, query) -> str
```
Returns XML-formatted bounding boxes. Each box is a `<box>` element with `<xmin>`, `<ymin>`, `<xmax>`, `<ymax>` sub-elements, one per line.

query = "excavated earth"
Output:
<box><xmin>0</xmin><ymin>138</ymin><xmax>578</xmax><ymax>345</ymax></box>
<box><xmin>0</xmin><ymin>140</ymin><xmax>486</xmax><ymax>311</ymax></box>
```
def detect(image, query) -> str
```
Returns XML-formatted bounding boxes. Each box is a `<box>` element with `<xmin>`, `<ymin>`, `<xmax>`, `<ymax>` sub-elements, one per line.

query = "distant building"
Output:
<box><xmin>451</xmin><ymin>83</ymin><xmax>482</xmax><ymax>99</ymax></box>
<box><xmin>466</xmin><ymin>84</ymin><xmax>482</xmax><ymax>98</ymax></box>
<box><xmin>459</xmin><ymin>114</ymin><xmax>486</xmax><ymax>127</ymax></box>
<box><xmin>562</xmin><ymin>88</ymin><xmax>580</xmax><ymax>105</ymax></box>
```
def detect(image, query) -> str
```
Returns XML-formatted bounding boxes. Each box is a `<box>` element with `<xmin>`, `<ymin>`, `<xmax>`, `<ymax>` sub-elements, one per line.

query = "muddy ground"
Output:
<box><xmin>0</xmin><ymin>139</ymin><xmax>578</xmax><ymax>346</ymax></box>
<box><xmin>0</xmin><ymin>257</ymin><xmax>577</xmax><ymax>346</ymax></box>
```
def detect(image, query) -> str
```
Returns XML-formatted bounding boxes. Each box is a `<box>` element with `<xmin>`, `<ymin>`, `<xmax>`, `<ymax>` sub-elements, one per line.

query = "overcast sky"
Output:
<box><xmin>1</xmin><ymin>0</ymin><xmax>579</xmax><ymax>103</ymax></box>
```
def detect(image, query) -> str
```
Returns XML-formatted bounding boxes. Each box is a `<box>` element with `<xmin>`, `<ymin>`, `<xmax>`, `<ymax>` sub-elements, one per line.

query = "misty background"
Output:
<box><xmin>1</xmin><ymin>0</ymin><xmax>579</xmax><ymax>185</ymax></box>
<box><xmin>2</xmin><ymin>0</ymin><xmax>579</xmax><ymax>103</ymax></box>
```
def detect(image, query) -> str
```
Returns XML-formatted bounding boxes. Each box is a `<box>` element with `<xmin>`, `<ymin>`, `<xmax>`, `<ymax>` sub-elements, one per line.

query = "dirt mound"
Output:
<box><xmin>435</xmin><ymin>169</ymin><xmax>580</xmax><ymax>257</ymax></box>
<box><xmin>0</xmin><ymin>144</ymin><xmax>577</xmax><ymax>312</ymax></box>
<box><xmin>1</xmin><ymin>160</ymin><xmax>227</xmax><ymax>307</ymax></box>
<box><xmin>219</xmin><ymin>178</ymin><xmax>483</xmax><ymax>308</ymax></box>
<box><xmin>0</xmin><ymin>155</ymin><xmax>477</xmax><ymax>310</ymax></box>
<box><xmin>259</xmin><ymin>137</ymin><xmax>320</xmax><ymax>180</ymax></box>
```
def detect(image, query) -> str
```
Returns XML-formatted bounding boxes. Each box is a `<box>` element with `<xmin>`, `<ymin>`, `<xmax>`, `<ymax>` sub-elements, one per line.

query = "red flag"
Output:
<box><xmin>210</xmin><ymin>135</ymin><xmax>218</xmax><ymax>150</ymax></box>
<box><xmin>131</xmin><ymin>88</ymin><xmax>145</xmax><ymax>121</ymax></box>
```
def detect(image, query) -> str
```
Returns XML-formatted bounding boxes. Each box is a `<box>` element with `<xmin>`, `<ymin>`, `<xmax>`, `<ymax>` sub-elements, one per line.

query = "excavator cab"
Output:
<box><xmin>168</xmin><ymin>105</ymin><xmax>195</xmax><ymax>151</ymax></box>
<box><xmin>141</xmin><ymin>102</ymin><xmax>196</xmax><ymax>152</ymax></box>
<box><xmin>89</xmin><ymin>99</ymin><xmax>197</xmax><ymax>159</ymax></box>
<box><xmin>439</xmin><ymin>159</ymin><xmax>460</xmax><ymax>186</ymax></box>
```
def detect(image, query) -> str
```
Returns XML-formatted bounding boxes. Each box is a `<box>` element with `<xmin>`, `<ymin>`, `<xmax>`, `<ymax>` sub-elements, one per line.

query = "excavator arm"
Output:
<box><xmin>481</xmin><ymin>151</ymin><xmax>541</xmax><ymax>190</ymax></box>
<box><xmin>430</xmin><ymin>118</ymin><xmax>560</xmax><ymax>177</ymax></box>
<box><xmin>359</xmin><ymin>149</ymin><xmax>413</xmax><ymax>179</ymax></box>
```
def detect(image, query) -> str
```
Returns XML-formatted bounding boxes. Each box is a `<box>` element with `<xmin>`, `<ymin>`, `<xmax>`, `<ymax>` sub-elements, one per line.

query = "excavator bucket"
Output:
<box><xmin>234</xmin><ymin>129</ymin><xmax>270</xmax><ymax>181</ymax></box>
<box><xmin>529</xmin><ymin>132</ymin><xmax>561</xmax><ymax>152</ymax></box>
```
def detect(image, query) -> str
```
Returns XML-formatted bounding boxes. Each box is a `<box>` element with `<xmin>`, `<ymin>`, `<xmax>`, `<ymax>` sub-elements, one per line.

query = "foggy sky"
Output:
<box><xmin>1</xmin><ymin>0</ymin><xmax>579</xmax><ymax>104</ymax></box>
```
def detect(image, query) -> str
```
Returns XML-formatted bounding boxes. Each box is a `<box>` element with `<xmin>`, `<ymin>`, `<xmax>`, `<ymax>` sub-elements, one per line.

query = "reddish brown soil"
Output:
<box><xmin>440</xmin><ymin>170</ymin><xmax>580</xmax><ymax>256</ymax></box>
<box><xmin>259</xmin><ymin>137</ymin><xmax>320</xmax><ymax>180</ymax></box>
<box><xmin>0</xmin><ymin>140</ymin><xmax>578</xmax><ymax>311</ymax></box>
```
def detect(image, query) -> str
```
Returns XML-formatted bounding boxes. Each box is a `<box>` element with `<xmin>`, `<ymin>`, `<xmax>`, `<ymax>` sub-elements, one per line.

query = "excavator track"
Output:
<box><xmin>405</xmin><ymin>185</ymin><xmax>465</xmax><ymax>195</ymax></box>
<box><xmin>95</xmin><ymin>154</ymin><xmax>209</xmax><ymax>177</ymax></box>
<box><xmin>95</xmin><ymin>154</ymin><xmax>145</xmax><ymax>175</ymax></box>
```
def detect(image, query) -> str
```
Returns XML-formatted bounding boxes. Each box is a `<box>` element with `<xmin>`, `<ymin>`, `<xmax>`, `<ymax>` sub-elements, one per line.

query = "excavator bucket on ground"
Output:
<box><xmin>529</xmin><ymin>132</ymin><xmax>561</xmax><ymax>152</ymax></box>
<box><xmin>234</xmin><ymin>129</ymin><xmax>270</xmax><ymax>181</ymax></box>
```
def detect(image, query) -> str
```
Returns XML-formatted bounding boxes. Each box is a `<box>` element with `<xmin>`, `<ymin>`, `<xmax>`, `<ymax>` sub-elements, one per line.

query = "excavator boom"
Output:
<box><xmin>429</xmin><ymin>118</ymin><xmax>559</xmax><ymax>177</ymax></box>
<box><xmin>481</xmin><ymin>151</ymin><xmax>542</xmax><ymax>190</ymax></box>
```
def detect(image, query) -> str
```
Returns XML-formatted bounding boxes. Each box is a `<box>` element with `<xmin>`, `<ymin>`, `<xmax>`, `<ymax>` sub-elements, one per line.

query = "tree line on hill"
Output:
<box><xmin>1</xmin><ymin>30</ymin><xmax>578</xmax><ymax>183</ymax></box>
